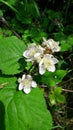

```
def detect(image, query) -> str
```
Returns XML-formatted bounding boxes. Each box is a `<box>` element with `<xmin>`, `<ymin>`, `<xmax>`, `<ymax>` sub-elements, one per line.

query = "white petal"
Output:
<box><xmin>27</xmin><ymin>75</ymin><xmax>32</xmax><ymax>80</ymax></box>
<box><xmin>39</xmin><ymin>59</ymin><xmax>45</xmax><ymax>75</ymax></box>
<box><xmin>23</xmin><ymin>87</ymin><xmax>31</xmax><ymax>94</ymax></box>
<box><xmin>39</xmin><ymin>59</ymin><xmax>44</xmax><ymax>66</ymax></box>
<box><xmin>47</xmin><ymin>65</ymin><xmax>55</xmax><ymax>72</ymax></box>
<box><xmin>49</xmin><ymin>40</ymin><xmax>54</xmax><ymax>48</ymax></box>
<box><xmin>31</xmin><ymin>81</ymin><xmax>37</xmax><ymax>88</ymax></box>
<box><xmin>23</xmin><ymin>51</ymin><xmax>29</xmax><ymax>58</ymax></box>
<box><xmin>37</xmin><ymin>45</ymin><xmax>45</xmax><ymax>52</ymax></box>
<box><xmin>34</xmin><ymin>53</ymin><xmax>41</xmax><ymax>58</ymax></box>
<box><xmin>22</xmin><ymin>74</ymin><xmax>26</xmax><ymax>80</ymax></box>
<box><xmin>52</xmin><ymin>58</ymin><xmax>58</xmax><ymax>64</ymax></box>
<box><xmin>18</xmin><ymin>78</ymin><xmax>22</xmax><ymax>83</ymax></box>
<box><xmin>44</xmin><ymin>54</ymin><xmax>52</xmax><ymax>59</ymax></box>
<box><xmin>39</xmin><ymin>65</ymin><xmax>45</xmax><ymax>75</ymax></box>
<box><xmin>18</xmin><ymin>83</ymin><xmax>23</xmax><ymax>90</ymax></box>
<box><xmin>56</xmin><ymin>46</ymin><xmax>61</xmax><ymax>52</ymax></box>
<box><xmin>26</xmin><ymin>59</ymin><xmax>32</xmax><ymax>62</ymax></box>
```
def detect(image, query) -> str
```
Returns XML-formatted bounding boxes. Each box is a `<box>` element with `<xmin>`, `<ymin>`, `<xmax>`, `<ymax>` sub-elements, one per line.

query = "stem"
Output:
<box><xmin>62</xmin><ymin>88</ymin><xmax>73</xmax><ymax>93</ymax></box>
<box><xmin>59</xmin><ymin>78</ymin><xmax>73</xmax><ymax>86</ymax></box>
<box><xmin>0</xmin><ymin>17</ymin><xmax>21</xmax><ymax>39</ymax></box>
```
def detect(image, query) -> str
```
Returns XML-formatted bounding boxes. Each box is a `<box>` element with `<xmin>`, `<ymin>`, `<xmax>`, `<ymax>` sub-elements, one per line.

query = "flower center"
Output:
<box><xmin>44</xmin><ymin>59</ymin><xmax>53</xmax><ymax>68</ymax></box>
<box><xmin>23</xmin><ymin>79</ymin><xmax>31</xmax><ymax>86</ymax></box>
<box><xmin>30</xmin><ymin>49</ymin><xmax>36</xmax><ymax>57</ymax></box>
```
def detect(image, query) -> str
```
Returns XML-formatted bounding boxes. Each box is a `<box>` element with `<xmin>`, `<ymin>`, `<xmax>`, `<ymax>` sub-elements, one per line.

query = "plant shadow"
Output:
<box><xmin>0</xmin><ymin>101</ymin><xmax>5</xmax><ymax>130</ymax></box>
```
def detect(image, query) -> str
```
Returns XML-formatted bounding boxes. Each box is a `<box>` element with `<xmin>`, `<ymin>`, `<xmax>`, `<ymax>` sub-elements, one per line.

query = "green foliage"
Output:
<box><xmin>39</xmin><ymin>70</ymin><xmax>67</xmax><ymax>87</ymax></box>
<box><xmin>0</xmin><ymin>0</ymin><xmax>18</xmax><ymax>13</ymax></box>
<box><xmin>22</xmin><ymin>29</ymin><xmax>47</xmax><ymax>43</ymax></box>
<box><xmin>0</xmin><ymin>76</ymin><xmax>52</xmax><ymax>130</ymax></box>
<box><xmin>0</xmin><ymin>10</ymin><xmax>3</xmax><ymax>16</ymax></box>
<box><xmin>54</xmin><ymin>70</ymin><xmax>67</xmax><ymax>83</ymax></box>
<box><xmin>0</xmin><ymin>0</ymin><xmax>17</xmax><ymax>5</ymax></box>
<box><xmin>0</xmin><ymin>36</ymin><xmax>26</xmax><ymax>74</ymax></box>
<box><xmin>0</xmin><ymin>28</ymin><xmax>3</xmax><ymax>39</ymax></box>
<box><xmin>60</xmin><ymin>36</ymin><xmax>73</xmax><ymax>52</ymax></box>
<box><xmin>0</xmin><ymin>0</ymin><xmax>73</xmax><ymax>129</ymax></box>
<box><xmin>0</xmin><ymin>0</ymin><xmax>40</xmax><ymax>26</ymax></box>
<box><xmin>49</xmin><ymin>87</ymin><xmax>66</xmax><ymax>105</ymax></box>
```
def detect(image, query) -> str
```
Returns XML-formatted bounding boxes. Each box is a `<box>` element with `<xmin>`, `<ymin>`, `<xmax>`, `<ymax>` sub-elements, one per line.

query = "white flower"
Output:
<box><xmin>48</xmin><ymin>39</ymin><xmax>60</xmax><ymax>52</ymax></box>
<box><xmin>18</xmin><ymin>74</ymin><xmax>37</xmax><ymax>94</ymax></box>
<box><xmin>39</xmin><ymin>54</ymin><xmax>58</xmax><ymax>75</ymax></box>
<box><xmin>23</xmin><ymin>43</ymin><xmax>44</xmax><ymax>63</ymax></box>
<box><xmin>42</xmin><ymin>38</ymin><xmax>60</xmax><ymax>52</ymax></box>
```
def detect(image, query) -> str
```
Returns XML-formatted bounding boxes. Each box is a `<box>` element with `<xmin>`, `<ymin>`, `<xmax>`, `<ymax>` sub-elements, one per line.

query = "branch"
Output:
<box><xmin>62</xmin><ymin>88</ymin><xmax>73</xmax><ymax>93</ymax></box>
<box><xmin>0</xmin><ymin>16</ymin><xmax>21</xmax><ymax>39</ymax></box>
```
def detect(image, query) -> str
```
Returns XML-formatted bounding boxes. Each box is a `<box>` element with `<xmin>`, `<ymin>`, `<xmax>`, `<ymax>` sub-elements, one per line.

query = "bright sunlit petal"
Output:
<box><xmin>23</xmin><ymin>87</ymin><xmax>31</xmax><ymax>94</ymax></box>
<box><xmin>22</xmin><ymin>74</ymin><xmax>26</xmax><ymax>80</ymax></box>
<box><xmin>32</xmin><ymin>81</ymin><xmax>37</xmax><ymax>88</ymax></box>
<box><xmin>18</xmin><ymin>83</ymin><xmax>23</xmax><ymax>90</ymax></box>
<box><xmin>47</xmin><ymin>65</ymin><xmax>55</xmax><ymax>72</ymax></box>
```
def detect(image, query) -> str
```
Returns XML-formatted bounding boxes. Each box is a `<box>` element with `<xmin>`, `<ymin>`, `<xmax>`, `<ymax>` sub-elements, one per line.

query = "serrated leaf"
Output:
<box><xmin>0</xmin><ymin>77</ymin><xmax>52</xmax><ymax>130</ymax></box>
<box><xmin>0</xmin><ymin>36</ymin><xmax>26</xmax><ymax>75</ymax></box>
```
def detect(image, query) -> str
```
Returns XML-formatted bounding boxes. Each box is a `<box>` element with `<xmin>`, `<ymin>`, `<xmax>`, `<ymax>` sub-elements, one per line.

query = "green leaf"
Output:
<box><xmin>49</xmin><ymin>87</ymin><xmax>66</xmax><ymax>105</ymax></box>
<box><xmin>54</xmin><ymin>70</ymin><xmax>67</xmax><ymax>83</ymax></box>
<box><xmin>56</xmin><ymin>94</ymin><xmax>66</xmax><ymax>103</ymax></box>
<box><xmin>40</xmin><ymin>70</ymin><xmax>67</xmax><ymax>87</ymax></box>
<box><xmin>60</xmin><ymin>36</ymin><xmax>73</xmax><ymax>52</ymax></box>
<box><xmin>40</xmin><ymin>71</ymin><xmax>56</xmax><ymax>87</ymax></box>
<box><xmin>49</xmin><ymin>94</ymin><xmax>56</xmax><ymax>105</ymax></box>
<box><xmin>60</xmin><ymin>40</ymin><xmax>71</xmax><ymax>52</ymax></box>
<box><xmin>0</xmin><ymin>0</ymin><xmax>18</xmax><ymax>13</ymax></box>
<box><xmin>0</xmin><ymin>36</ymin><xmax>26</xmax><ymax>75</ymax></box>
<box><xmin>54</xmin><ymin>87</ymin><xmax>62</xmax><ymax>94</ymax></box>
<box><xmin>0</xmin><ymin>28</ymin><xmax>3</xmax><ymax>39</ymax></box>
<box><xmin>0</xmin><ymin>0</ymin><xmax>16</xmax><ymax>5</ymax></box>
<box><xmin>33</xmin><ymin>1</ymin><xmax>40</xmax><ymax>17</ymax></box>
<box><xmin>54</xmin><ymin>87</ymin><xmax>66</xmax><ymax>103</ymax></box>
<box><xmin>0</xmin><ymin>77</ymin><xmax>52</xmax><ymax>130</ymax></box>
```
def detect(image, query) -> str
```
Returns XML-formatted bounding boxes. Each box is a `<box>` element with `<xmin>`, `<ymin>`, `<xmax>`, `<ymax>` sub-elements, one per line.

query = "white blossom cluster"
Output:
<box><xmin>18</xmin><ymin>38</ymin><xmax>60</xmax><ymax>94</ymax></box>
<box><xmin>23</xmin><ymin>38</ymin><xmax>60</xmax><ymax>75</ymax></box>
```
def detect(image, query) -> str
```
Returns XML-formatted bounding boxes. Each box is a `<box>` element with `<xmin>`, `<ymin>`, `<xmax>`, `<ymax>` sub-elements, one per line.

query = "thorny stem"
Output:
<box><xmin>0</xmin><ymin>16</ymin><xmax>21</xmax><ymax>39</ymax></box>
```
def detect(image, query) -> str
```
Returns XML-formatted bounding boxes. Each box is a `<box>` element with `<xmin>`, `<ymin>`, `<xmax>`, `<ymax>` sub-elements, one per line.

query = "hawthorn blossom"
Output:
<box><xmin>42</xmin><ymin>38</ymin><xmax>60</xmax><ymax>52</ymax></box>
<box><xmin>23</xmin><ymin>43</ymin><xmax>44</xmax><ymax>63</ymax></box>
<box><xmin>39</xmin><ymin>54</ymin><xmax>58</xmax><ymax>75</ymax></box>
<box><xmin>18</xmin><ymin>74</ymin><xmax>37</xmax><ymax>94</ymax></box>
